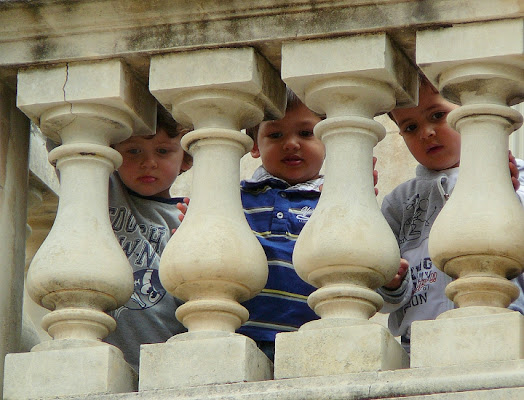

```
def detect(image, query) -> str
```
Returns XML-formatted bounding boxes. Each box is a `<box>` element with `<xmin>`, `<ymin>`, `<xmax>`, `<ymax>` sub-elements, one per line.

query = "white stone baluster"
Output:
<box><xmin>4</xmin><ymin>59</ymin><xmax>156</xmax><ymax>399</ymax></box>
<box><xmin>274</xmin><ymin>33</ymin><xmax>418</xmax><ymax>378</ymax></box>
<box><xmin>140</xmin><ymin>47</ymin><xmax>285</xmax><ymax>390</ymax></box>
<box><xmin>411</xmin><ymin>18</ymin><xmax>524</xmax><ymax>368</ymax></box>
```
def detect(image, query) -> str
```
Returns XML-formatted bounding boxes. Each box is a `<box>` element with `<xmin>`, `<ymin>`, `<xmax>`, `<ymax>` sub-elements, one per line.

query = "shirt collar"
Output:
<box><xmin>243</xmin><ymin>166</ymin><xmax>323</xmax><ymax>192</ymax></box>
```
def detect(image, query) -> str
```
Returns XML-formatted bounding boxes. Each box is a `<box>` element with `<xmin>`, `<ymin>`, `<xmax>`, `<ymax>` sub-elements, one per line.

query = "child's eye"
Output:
<box><xmin>432</xmin><ymin>111</ymin><xmax>446</xmax><ymax>121</ymax></box>
<box><xmin>268</xmin><ymin>132</ymin><xmax>282</xmax><ymax>139</ymax></box>
<box><xmin>127</xmin><ymin>148</ymin><xmax>141</xmax><ymax>155</ymax></box>
<box><xmin>403</xmin><ymin>124</ymin><xmax>417</xmax><ymax>133</ymax></box>
<box><xmin>299</xmin><ymin>130</ymin><xmax>314</xmax><ymax>137</ymax></box>
<box><xmin>157</xmin><ymin>148</ymin><xmax>169</xmax><ymax>155</ymax></box>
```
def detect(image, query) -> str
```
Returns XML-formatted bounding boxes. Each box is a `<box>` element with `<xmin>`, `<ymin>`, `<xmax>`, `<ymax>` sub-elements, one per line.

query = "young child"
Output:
<box><xmin>377</xmin><ymin>77</ymin><xmax>524</xmax><ymax>353</ymax></box>
<box><xmin>236</xmin><ymin>90</ymin><xmax>325</xmax><ymax>361</ymax></box>
<box><xmin>104</xmin><ymin>104</ymin><xmax>192</xmax><ymax>372</ymax></box>
<box><xmin>174</xmin><ymin>90</ymin><xmax>379</xmax><ymax>360</ymax></box>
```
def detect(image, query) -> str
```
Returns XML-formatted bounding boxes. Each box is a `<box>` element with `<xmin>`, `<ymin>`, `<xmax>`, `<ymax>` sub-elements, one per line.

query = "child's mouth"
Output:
<box><xmin>282</xmin><ymin>156</ymin><xmax>303</xmax><ymax>166</ymax></box>
<box><xmin>139</xmin><ymin>176</ymin><xmax>157</xmax><ymax>183</ymax></box>
<box><xmin>426</xmin><ymin>145</ymin><xmax>443</xmax><ymax>154</ymax></box>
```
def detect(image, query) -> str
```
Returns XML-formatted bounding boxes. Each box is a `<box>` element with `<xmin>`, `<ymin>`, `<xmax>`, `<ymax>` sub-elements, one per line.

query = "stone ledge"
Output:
<box><xmin>50</xmin><ymin>359</ymin><xmax>524</xmax><ymax>400</ymax></box>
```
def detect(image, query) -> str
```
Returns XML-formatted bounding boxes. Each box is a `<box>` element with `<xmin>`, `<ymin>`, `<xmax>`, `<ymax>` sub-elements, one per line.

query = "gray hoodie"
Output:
<box><xmin>378</xmin><ymin>163</ymin><xmax>524</xmax><ymax>352</ymax></box>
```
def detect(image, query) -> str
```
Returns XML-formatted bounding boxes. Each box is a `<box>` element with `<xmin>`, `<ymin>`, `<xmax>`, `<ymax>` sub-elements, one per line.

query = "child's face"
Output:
<box><xmin>391</xmin><ymin>82</ymin><xmax>461</xmax><ymax>171</ymax></box>
<box><xmin>114</xmin><ymin>128</ymin><xmax>187</xmax><ymax>198</ymax></box>
<box><xmin>251</xmin><ymin>102</ymin><xmax>325</xmax><ymax>185</ymax></box>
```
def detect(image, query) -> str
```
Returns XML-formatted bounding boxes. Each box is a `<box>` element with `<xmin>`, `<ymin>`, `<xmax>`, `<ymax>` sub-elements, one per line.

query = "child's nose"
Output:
<box><xmin>283</xmin><ymin>136</ymin><xmax>300</xmax><ymax>150</ymax></box>
<box><xmin>420</xmin><ymin>125</ymin><xmax>436</xmax><ymax>140</ymax></box>
<box><xmin>141</xmin><ymin>154</ymin><xmax>157</xmax><ymax>168</ymax></box>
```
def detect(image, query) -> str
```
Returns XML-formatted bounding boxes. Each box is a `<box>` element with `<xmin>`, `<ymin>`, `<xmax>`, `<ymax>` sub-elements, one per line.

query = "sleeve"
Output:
<box><xmin>377</xmin><ymin>272</ymin><xmax>412</xmax><ymax>313</ymax></box>
<box><xmin>511</xmin><ymin>159</ymin><xmax>524</xmax><ymax>312</ymax></box>
<box><xmin>377</xmin><ymin>195</ymin><xmax>413</xmax><ymax>313</ymax></box>
<box><xmin>515</xmin><ymin>158</ymin><xmax>524</xmax><ymax>204</ymax></box>
<box><xmin>509</xmin><ymin>274</ymin><xmax>524</xmax><ymax>314</ymax></box>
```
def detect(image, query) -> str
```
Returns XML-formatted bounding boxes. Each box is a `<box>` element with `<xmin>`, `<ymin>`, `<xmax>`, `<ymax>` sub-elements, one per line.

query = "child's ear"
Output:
<box><xmin>180</xmin><ymin>152</ymin><xmax>193</xmax><ymax>173</ymax></box>
<box><xmin>250</xmin><ymin>141</ymin><xmax>261</xmax><ymax>159</ymax></box>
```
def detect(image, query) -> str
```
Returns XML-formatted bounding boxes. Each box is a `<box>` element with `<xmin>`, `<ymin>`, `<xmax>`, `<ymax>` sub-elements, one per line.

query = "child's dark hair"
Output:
<box><xmin>156</xmin><ymin>103</ymin><xmax>189</xmax><ymax>138</ymax></box>
<box><xmin>155</xmin><ymin>103</ymin><xmax>193</xmax><ymax>171</ymax></box>
<box><xmin>246</xmin><ymin>88</ymin><xmax>305</xmax><ymax>141</ymax></box>
<box><xmin>388</xmin><ymin>73</ymin><xmax>438</xmax><ymax>125</ymax></box>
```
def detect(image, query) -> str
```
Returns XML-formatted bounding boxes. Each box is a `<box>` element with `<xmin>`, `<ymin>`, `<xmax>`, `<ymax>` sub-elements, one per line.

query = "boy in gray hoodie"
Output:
<box><xmin>377</xmin><ymin>77</ymin><xmax>524</xmax><ymax>353</ymax></box>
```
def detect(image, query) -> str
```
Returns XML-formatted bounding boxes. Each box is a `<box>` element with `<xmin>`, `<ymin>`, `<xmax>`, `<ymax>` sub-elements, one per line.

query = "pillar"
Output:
<box><xmin>4</xmin><ymin>59</ymin><xmax>156</xmax><ymax>399</ymax></box>
<box><xmin>0</xmin><ymin>80</ymin><xmax>30</xmax><ymax>400</ymax></box>
<box><xmin>139</xmin><ymin>47</ymin><xmax>285</xmax><ymax>390</ymax></box>
<box><xmin>412</xmin><ymin>18</ymin><xmax>524</xmax><ymax>368</ymax></box>
<box><xmin>274</xmin><ymin>33</ymin><xmax>418</xmax><ymax>379</ymax></box>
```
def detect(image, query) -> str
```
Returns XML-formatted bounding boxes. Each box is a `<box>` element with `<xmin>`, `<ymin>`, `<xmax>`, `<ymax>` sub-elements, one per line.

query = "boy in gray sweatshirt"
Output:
<box><xmin>104</xmin><ymin>105</ymin><xmax>192</xmax><ymax>372</ymax></box>
<box><xmin>377</xmin><ymin>77</ymin><xmax>524</xmax><ymax>353</ymax></box>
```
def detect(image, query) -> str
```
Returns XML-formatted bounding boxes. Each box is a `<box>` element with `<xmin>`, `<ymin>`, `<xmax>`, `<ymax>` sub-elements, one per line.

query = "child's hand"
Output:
<box><xmin>509</xmin><ymin>150</ymin><xmax>520</xmax><ymax>191</ymax></box>
<box><xmin>171</xmin><ymin>197</ymin><xmax>190</xmax><ymax>234</ymax></box>
<box><xmin>373</xmin><ymin>156</ymin><xmax>379</xmax><ymax>196</ymax></box>
<box><xmin>383</xmin><ymin>258</ymin><xmax>409</xmax><ymax>290</ymax></box>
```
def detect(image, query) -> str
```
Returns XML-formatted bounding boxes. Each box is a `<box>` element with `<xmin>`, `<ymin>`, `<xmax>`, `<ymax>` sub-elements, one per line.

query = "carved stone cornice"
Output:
<box><xmin>0</xmin><ymin>0</ymin><xmax>522</xmax><ymax>85</ymax></box>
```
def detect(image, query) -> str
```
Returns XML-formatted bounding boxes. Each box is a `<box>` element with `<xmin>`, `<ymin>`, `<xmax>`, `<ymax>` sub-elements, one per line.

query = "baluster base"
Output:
<box><xmin>274</xmin><ymin>323</ymin><xmax>408</xmax><ymax>379</ymax></box>
<box><xmin>411</xmin><ymin>309</ymin><xmax>524</xmax><ymax>368</ymax></box>
<box><xmin>139</xmin><ymin>332</ymin><xmax>272</xmax><ymax>391</ymax></box>
<box><xmin>3</xmin><ymin>344</ymin><xmax>136</xmax><ymax>399</ymax></box>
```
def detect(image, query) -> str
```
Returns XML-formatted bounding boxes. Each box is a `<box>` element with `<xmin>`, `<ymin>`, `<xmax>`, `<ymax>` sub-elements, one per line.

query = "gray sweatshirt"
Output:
<box><xmin>378</xmin><ymin>163</ymin><xmax>524</xmax><ymax>352</ymax></box>
<box><xmin>104</xmin><ymin>173</ymin><xmax>186</xmax><ymax>372</ymax></box>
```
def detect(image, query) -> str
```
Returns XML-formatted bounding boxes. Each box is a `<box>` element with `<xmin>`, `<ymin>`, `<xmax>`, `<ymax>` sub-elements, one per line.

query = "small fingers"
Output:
<box><xmin>373</xmin><ymin>157</ymin><xmax>379</xmax><ymax>196</ymax></box>
<box><xmin>509</xmin><ymin>159</ymin><xmax>520</xmax><ymax>191</ymax></box>
<box><xmin>176</xmin><ymin>202</ymin><xmax>188</xmax><ymax>214</ymax></box>
<box><xmin>513</xmin><ymin>176</ymin><xmax>520</xmax><ymax>191</ymax></box>
<box><xmin>509</xmin><ymin>150</ymin><xmax>516</xmax><ymax>165</ymax></box>
<box><xmin>399</xmin><ymin>258</ymin><xmax>409</xmax><ymax>277</ymax></box>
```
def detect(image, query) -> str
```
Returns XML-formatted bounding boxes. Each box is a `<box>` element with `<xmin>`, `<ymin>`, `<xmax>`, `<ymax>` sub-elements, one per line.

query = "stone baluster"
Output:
<box><xmin>4</xmin><ymin>59</ymin><xmax>156</xmax><ymax>399</ymax></box>
<box><xmin>274</xmin><ymin>33</ymin><xmax>418</xmax><ymax>379</ymax></box>
<box><xmin>139</xmin><ymin>47</ymin><xmax>285</xmax><ymax>390</ymax></box>
<box><xmin>411</xmin><ymin>18</ymin><xmax>524</xmax><ymax>368</ymax></box>
<box><xmin>0</xmin><ymin>80</ymin><xmax>30</xmax><ymax>400</ymax></box>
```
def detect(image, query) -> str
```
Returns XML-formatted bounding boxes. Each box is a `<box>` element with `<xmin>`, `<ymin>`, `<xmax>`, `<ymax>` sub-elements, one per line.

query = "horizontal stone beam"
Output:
<box><xmin>0</xmin><ymin>0</ymin><xmax>521</xmax><ymax>72</ymax></box>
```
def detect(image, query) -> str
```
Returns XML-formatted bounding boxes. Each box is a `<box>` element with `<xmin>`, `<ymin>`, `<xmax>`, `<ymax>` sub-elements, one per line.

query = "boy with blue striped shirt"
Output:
<box><xmin>237</xmin><ymin>90</ymin><xmax>325</xmax><ymax>361</ymax></box>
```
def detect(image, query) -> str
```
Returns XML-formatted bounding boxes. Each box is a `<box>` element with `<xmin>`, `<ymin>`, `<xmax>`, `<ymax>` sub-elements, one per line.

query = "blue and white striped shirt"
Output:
<box><xmin>237</xmin><ymin>167</ymin><xmax>323</xmax><ymax>341</ymax></box>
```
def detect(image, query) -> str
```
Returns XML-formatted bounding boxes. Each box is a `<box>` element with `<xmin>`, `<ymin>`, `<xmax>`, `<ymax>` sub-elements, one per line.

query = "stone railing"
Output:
<box><xmin>0</xmin><ymin>1</ymin><xmax>523</xmax><ymax>399</ymax></box>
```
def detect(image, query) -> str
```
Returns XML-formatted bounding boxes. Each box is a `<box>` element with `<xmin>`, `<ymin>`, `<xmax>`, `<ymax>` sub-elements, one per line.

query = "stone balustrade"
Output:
<box><xmin>0</xmin><ymin>1</ymin><xmax>523</xmax><ymax>399</ymax></box>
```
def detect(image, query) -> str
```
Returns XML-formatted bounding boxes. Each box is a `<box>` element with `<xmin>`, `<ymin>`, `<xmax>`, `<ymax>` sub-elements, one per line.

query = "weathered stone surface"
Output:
<box><xmin>139</xmin><ymin>333</ymin><xmax>272</xmax><ymax>391</ymax></box>
<box><xmin>4</xmin><ymin>345</ymin><xmax>137</xmax><ymax>399</ymax></box>
<box><xmin>17</xmin><ymin>60</ymin><xmax>156</xmax><ymax>142</ymax></box>
<box><xmin>282</xmin><ymin>33</ymin><xmax>417</xmax><ymax>110</ymax></box>
<box><xmin>150</xmin><ymin>47</ymin><xmax>286</xmax><ymax>128</ymax></box>
<box><xmin>417</xmin><ymin>18</ymin><xmax>524</xmax><ymax>92</ymax></box>
<box><xmin>42</xmin><ymin>360</ymin><xmax>524</xmax><ymax>400</ymax></box>
<box><xmin>0</xmin><ymin>80</ymin><xmax>29</xmax><ymax>400</ymax></box>
<box><xmin>2</xmin><ymin>2</ymin><xmax>524</xmax><ymax>400</ymax></box>
<box><xmin>0</xmin><ymin>0</ymin><xmax>521</xmax><ymax>75</ymax></box>
<box><xmin>275</xmin><ymin>323</ymin><xmax>408</xmax><ymax>379</ymax></box>
<box><xmin>411</xmin><ymin>310</ymin><xmax>524</xmax><ymax>368</ymax></box>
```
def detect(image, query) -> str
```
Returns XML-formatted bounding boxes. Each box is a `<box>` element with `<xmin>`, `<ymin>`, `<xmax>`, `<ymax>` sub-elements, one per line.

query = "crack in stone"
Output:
<box><xmin>59</xmin><ymin>63</ymin><xmax>77</xmax><ymax>136</ymax></box>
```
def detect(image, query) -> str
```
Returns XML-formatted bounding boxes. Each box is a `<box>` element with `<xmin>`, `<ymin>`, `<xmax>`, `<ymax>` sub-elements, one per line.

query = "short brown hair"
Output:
<box><xmin>388</xmin><ymin>74</ymin><xmax>438</xmax><ymax>125</ymax></box>
<box><xmin>246</xmin><ymin>88</ymin><xmax>307</xmax><ymax>141</ymax></box>
<box><xmin>155</xmin><ymin>103</ymin><xmax>193</xmax><ymax>171</ymax></box>
<box><xmin>156</xmin><ymin>103</ymin><xmax>189</xmax><ymax>138</ymax></box>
